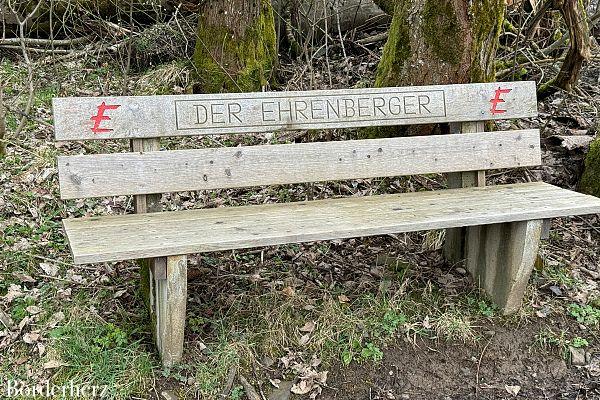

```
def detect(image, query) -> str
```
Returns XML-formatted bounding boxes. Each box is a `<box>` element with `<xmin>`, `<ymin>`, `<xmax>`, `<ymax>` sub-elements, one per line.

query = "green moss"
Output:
<box><xmin>422</xmin><ymin>0</ymin><xmax>463</xmax><ymax>65</ymax></box>
<box><xmin>374</xmin><ymin>3</ymin><xmax>411</xmax><ymax>89</ymax></box>
<box><xmin>193</xmin><ymin>0</ymin><xmax>277</xmax><ymax>93</ymax></box>
<box><xmin>469</xmin><ymin>0</ymin><xmax>505</xmax><ymax>83</ymax></box>
<box><xmin>580</xmin><ymin>136</ymin><xmax>600</xmax><ymax>198</ymax></box>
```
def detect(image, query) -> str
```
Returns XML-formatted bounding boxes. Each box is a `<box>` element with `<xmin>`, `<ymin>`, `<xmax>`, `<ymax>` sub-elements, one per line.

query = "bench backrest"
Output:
<box><xmin>53</xmin><ymin>82</ymin><xmax>539</xmax><ymax>200</ymax></box>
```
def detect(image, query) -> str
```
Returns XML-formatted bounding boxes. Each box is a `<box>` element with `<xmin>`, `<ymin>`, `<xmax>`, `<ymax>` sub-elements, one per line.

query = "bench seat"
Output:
<box><xmin>64</xmin><ymin>182</ymin><xmax>600</xmax><ymax>264</ymax></box>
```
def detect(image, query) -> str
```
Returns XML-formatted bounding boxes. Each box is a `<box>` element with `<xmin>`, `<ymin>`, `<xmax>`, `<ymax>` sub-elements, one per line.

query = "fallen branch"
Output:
<box><xmin>0</xmin><ymin>36</ymin><xmax>90</xmax><ymax>46</ymax></box>
<box><xmin>0</xmin><ymin>45</ymin><xmax>71</xmax><ymax>54</ymax></box>
<box><xmin>356</xmin><ymin>32</ymin><xmax>388</xmax><ymax>45</ymax></box>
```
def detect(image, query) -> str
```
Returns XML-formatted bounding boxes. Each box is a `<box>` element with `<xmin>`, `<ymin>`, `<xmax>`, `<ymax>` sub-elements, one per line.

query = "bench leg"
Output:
<box><xmin>150</xmin><ymin>255</ymin><xmax>187</xmax><ymax>367</ymax></box>
<box><xmin>465</xmin><ymin>220</ymin><xmax>543</xmax><ymax>314</ymax></box>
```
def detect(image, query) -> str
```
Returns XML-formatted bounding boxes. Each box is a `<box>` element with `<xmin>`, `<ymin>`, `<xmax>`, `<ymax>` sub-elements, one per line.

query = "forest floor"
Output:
<box><xmin>1</xmin><ymin>27</ymin><xmax>600</xmax><ymax>400</ymax></box>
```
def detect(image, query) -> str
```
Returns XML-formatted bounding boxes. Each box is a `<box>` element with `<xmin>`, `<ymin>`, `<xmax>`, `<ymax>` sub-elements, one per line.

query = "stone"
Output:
<box><xmin>569</xmin><ymin>346</ymin><xmax>587</xmax><ymax>366</ymax></box>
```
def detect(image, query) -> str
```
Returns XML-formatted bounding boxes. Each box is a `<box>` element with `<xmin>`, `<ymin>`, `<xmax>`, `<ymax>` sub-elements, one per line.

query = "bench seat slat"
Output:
<box><xmin>63</xmin><ymin>182</ymin><xmax>600</xmax><ymax>264</ymax></box>
<box><xmin>58</xmin><ymin>130</ymin><xmax>541</xmax><ymax>199</ymax></box>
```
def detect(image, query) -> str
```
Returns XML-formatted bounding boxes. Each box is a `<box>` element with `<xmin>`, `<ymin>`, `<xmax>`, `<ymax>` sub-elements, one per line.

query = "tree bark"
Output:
<box><xmin>367</xmin><ymin>0</ymin><xmax>505</xmax><ymax>137</ymax></box>
<box><xmin>289</xmin><ymin>0</ymin><xmax>389</xmax><ymax>41</ymax></box>
<box><xmin>580</xmin><ymin>136</ymin><xmax>600</xmax><ymax>198</ymax></box>
<box><xmin>192</xmin><ymin>0</ymin><xmax>278</xmax><ymax>93</ymax></box>
<box><xmin>538</xmin><ymin>0</ymin><xmax>591</xmax><ymax>98</ymax></box>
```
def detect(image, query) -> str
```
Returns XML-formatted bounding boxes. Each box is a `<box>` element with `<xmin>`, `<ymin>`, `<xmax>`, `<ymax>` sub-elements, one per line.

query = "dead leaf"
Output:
<box><xmin>113</xmin><ymin>289</ymin><xmax>127</xmax><ymax>299</ymax></box>
<box><xmin>299</xmin><ymin>334</ymin><xmax>311</xmax><ymax>346</ymax></box>
<box><xmin>4</xmin><ymin>284</ymin><xmax>24</xmax><ymax>303</ymax></box>
<box><xmin>37</xmin><ymin>342</ymin><xmax>46</xmax><ymax>356</ymax></box>
<box><xmin>291</xmin><ymin>380</ymin><xmax>312</xmax><ymax>395</ymax></box>
<box><xmin>43</xmin><ymin>360</ymin><xmax>65</xmax><ymax>369</ymax></box>
<box><xmin>26</xmin><ymin>305</ymin><xmax>42</xmax><ymax>315</ymax></box>
<box><xmin>505</xmin><ymin>384</ymin><xmax>521</xmax><ymax>396</ymax></box>
<box><xmin>299</xmin><ymin>321</ymin><xmax>316</xmax><ymax>333</ymax></box>
<box><xmin>23</xmin><ymin>332</ymin><xmax>40</xmax><ymax>344</ymax></box>
<box><xmin>13</xmin><ymin>273</ymin><xmax>35</xmax><ymax>283</ymax></box>
<box><xmin>0</xmin><ymin>309</ymin><xmax>15</xmax><ymax>329</ymax></box>
<box><xmin>422</xmin><ymin>316</ymin><xmax>432</xmax><ymax>330</ymax></box>
<box><xmin>338</xmin><ymin>294</ymin><xmax>350</xmax><ymax>303</ymax></box>
<box><xmin>269</xmin><ymin>378</ymin><xmax>281</xmax><ymax>388</ymax></box>
<box><xmin>46</xmin><ymin>312</ymin><xmax>65</xmax><ymax>329</ymax></box>
<box><xmin>39</xmin><ymin>263</ymin><xmax>58</xmax><ymax>277</ymax></box>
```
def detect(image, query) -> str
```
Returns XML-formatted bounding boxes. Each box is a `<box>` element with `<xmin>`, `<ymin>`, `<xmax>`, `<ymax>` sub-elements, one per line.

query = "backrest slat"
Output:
<box><xmin>58</xmin><ymin>129</ymin><xmax>541</xmax><ymax>199</ymax></box>
<box><xmin>53</xmin><ymin>82</ymin><xmax>537</xmax><ymax>141</ymax></box>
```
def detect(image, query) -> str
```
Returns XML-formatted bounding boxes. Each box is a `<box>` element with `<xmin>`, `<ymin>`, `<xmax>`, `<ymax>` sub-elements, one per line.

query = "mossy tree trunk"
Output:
<box><xmin>538</xmin><ymin>0</ymin><xmax>591</xmax><ymax>99</ymax></box>
<box><xmin>192</xmin><ymin>0</ymin><xmax>277</xmax><ymax>93</ymax></box>
<box><xmin>580</xmin><ymin>136</ymin><xmax>600</xmax><ymax>198</ymax></box>
<box><xmin>368</xmin><ymin>0</ymin><xmax>505</xmax><ymax>137</ymax></box>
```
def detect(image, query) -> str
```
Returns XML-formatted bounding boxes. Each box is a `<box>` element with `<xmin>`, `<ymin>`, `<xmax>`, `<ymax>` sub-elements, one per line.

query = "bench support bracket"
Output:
<box><xmin>132</xmin><ymin>137</ymin><xmax>186</xmax><ymax>366</ymax></box>
<box><xmin>444</xmin><ymin>121</ymin><xmax>486</xmax><ymax>265</ymax></box>
<box><xmin>151</xmin><ymin>255</ymin><xmax>187</xmax><ymax>366</ymax></box>
<box><xmin>465</xmin><ymin>220</ymin><xmax>543</xmax><ymax>314</ymax></box>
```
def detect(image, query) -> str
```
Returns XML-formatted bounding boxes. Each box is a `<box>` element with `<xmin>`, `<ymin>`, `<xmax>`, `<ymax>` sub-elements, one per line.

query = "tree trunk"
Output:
<box><xmin>367</xmin><ymin>0</ymin><xmax>505</xmax><ymax>137</ymax></box>
<box><xmin>580</xmin><ymin>136</ymin><xmax>600</xmax><ymax>198</ymax></box>
<box><xmin>538</xmin><ymin>0</ymin><xmax>591</xmax><ymax>99</ymax></box>
<box><xmin>288</xmin><ymin>0</ymin><xmax>389</xmax><ymax>41</ymax></box>
<box><xmin>192</xmin><ymin>0</ymin><xmax>278</xmax><ymax>93</ymax></box>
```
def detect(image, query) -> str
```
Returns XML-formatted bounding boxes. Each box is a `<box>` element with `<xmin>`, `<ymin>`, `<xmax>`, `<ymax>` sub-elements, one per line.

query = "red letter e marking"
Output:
<box><xmin>91</xmin><ymin>102</ymin><xmax>121</xmax><ymax>134</ymax></box>
<box><xmin>490</xmin><ymin>87</ymin><xmax>511</xmax><ymax>115</ymax></box>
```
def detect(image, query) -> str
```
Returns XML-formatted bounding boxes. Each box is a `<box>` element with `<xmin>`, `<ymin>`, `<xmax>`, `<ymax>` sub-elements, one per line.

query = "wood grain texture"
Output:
<box><xmin>58</xmin><ymin>129</ymin><xmax>541</xmax><ymax>199</ymax></box>
<box><xmin>155</xmin><ymin>255</ymin><xmax>187</xmax><ymax>366</ymax></box>
<box><xmin>445</xmin><ymin>121</ymin><xmax>487</xmax><ymax>264</ymax></box>
<box><xmin>53</xmin><ymin>81</ymin><xmax>537</xmax><ymax>141</ymax></box>
<box><xmin>466</xmin><ymin>220</ymin><xmax>543</xmax><ymax>314</ymax></box>
<box><xmin>62</xmin><ymin>182</ymin><xmax>600</xmax><ymax>264</ymax></box>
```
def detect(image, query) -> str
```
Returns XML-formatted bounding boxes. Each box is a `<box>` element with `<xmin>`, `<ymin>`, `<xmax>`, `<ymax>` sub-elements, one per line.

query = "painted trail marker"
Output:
<box><xmin>52</xmin><ymin>81</ymin><xmax>537</xmax><ymax>141</ymax></box>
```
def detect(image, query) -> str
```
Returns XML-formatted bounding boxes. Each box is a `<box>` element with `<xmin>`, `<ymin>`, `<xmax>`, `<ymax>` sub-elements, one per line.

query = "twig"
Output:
<box><xmin>323</xmin><ymin>0</ymin><xmax>332</xmax><ymax>87</ymax></box>
<box><xmin>4</xmin><ymin>104</ymin><xmax>53</xmax><ymax>128</ymax></box>
<box><xmin>335</xmin><ymin>0</ymin><xmax>348</xmax><ymax>61</ymax></box>
<box><xmin>356</xmin><ymin>32</ymin><xmax>388</xmax><ymax>45</ymax></box>
<box><xmin>239</xmin><ymin>374</ymin><xmax>261</xmax><ymax>400</ymax></box>
<box><xmin>0</xmin><ymin>84</ymin><xmax>5</xmax><ymax>157</ymax></box>
<box><xmin>0</xmin><ymin>37</ymin><xmax>90</xmax><ymax>46</ymax></box>
<box><xmin>475</xmin><ymin>337</ymin><xmax>493</xmax><ymax>397</ymax></box>
<box><xmin>0</xmin><ymin>45</ymin><xmax>71</xmax><ymax>54</ymax></box>
<box><xmin>8</xmin><ymin>0</ymin><xmax>43</xmax><ymax>137</ymax></box>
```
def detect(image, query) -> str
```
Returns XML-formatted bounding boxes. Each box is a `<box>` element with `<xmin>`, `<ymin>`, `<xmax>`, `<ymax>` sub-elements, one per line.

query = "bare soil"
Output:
<box><xmin>324</xmin><ymin>322</ymin><xmax>599</xmax><ymax>399</ymax></box>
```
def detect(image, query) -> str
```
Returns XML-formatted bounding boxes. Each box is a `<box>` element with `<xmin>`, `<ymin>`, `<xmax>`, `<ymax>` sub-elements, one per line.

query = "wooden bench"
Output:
<box><xmin>52</xmin><ymin>81</ymin><xmax>600</xmax><ymax>366</ymax></box>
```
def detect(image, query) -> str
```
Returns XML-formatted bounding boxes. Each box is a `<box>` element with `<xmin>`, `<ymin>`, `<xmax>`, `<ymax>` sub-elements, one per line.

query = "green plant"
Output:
<box><xmin>381</xmin><ymin>310</ymin><xmax>407</xmax><ymax>336</ymax></box>
<box><xmin>568</xmin><ymin>303</ymin><xmax>600</xmax><ymax>326</ymax></box>
<box><xmin>11</xmin><ymin>296</ymin><xmax>36</xmax><ymax>322</ymax></box>
<box><xmin>94</xmin><ymin>323</ymin><xmax>129</xmax><ymax>349</ymax></box>
<box><xmin>360</xmin><ymin>342</ymin><xmax>384</xmax><ymax>362</ymax></box>
<box><xmin>570</xmin><ymin>337</ymin><xmax>589</xmax><ymax>349</ymax></box>
<box><xmin>541</xmin><ymin>264</ymin><xmax>580</xmax><ymax>289</ymax></box>
<box><xmin>230</xmin><ymin>386</ymin><xmax>245</xmax><ymax>400</ymax></box>
<box><xmin>49</xmin><ymin>318</ymin><xmax>152</xmax><ymax>399</ymax></box>
<box><xmin>535</xmin><ymin>328</ymin><xmax>590</xmax><ymax>360</ymax></box>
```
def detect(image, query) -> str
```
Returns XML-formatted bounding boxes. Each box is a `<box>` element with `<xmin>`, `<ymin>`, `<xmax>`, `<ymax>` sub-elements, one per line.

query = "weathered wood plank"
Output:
<box><xmin>444</xmin><ymin>121</ymin><xmax>487</xmax><ymax>264</ymax></box>
<box><xmin>465</xmin><ymin>220</ymin><xmax>543</xmax><ymax>314</ymax></box>
<box><xmin>53</xmin><ymin>81</ymin><xmax>537</xmax><ymax>141</ymax></box>
<box><xmin>62</xmin><ymin>182</ymin><xmax>600</xmax><ymax>264</ymax></box>
<box><xmin>155</xmin><ymin>255</ymin><xmax>187</xmax><ymax>366</ymax></box>
<box><xmin>58</xmin><ymin>129</ymin><xmax>541</xmax><ymax>199</ymax></box>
